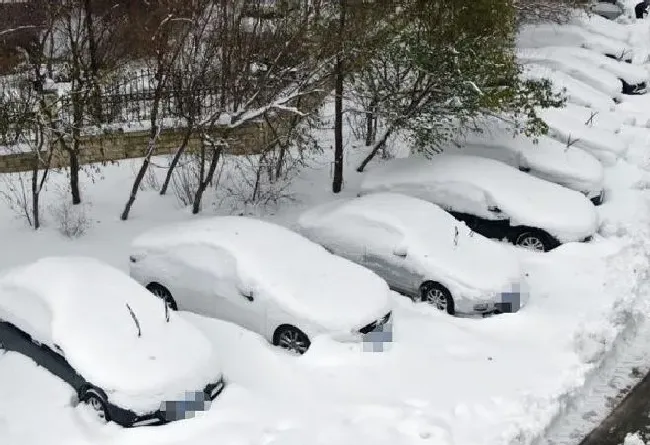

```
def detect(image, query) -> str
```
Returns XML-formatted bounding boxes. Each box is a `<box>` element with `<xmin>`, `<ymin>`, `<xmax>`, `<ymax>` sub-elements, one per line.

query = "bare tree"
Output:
<box><xmin>514</xmin><ymin>0</ymin><xmax>590</xmax><ymax>24</ymax></box>
<box><xmin>120</xmin><ymin>2</ymin><xmax>197</xmax><ymax>221</ymax></box>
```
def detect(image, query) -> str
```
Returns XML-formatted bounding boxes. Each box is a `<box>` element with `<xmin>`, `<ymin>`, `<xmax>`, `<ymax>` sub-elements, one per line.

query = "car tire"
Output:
<box><xmin>420</xmin><ymin>281</ymin><xmax>455</xmax><ymax>315</ymax></box>
<box><xmin>80</xmin><ymin>388</ymin><xmax>110</xmax><ymax>422</ymax></box>
<box><xmin>146</xmin><ymin>283</ymin><xmax>178</xmax><ymax>310</ymax></box>
<box><xmin>273</xmin><ymin>325</ymin><xmax>311</xmax><ymax>355</ymax></box>
<box><xmin>512</xmin><ymin>229</ymin><xmax>553</xmax><ymax>252</ymax></box>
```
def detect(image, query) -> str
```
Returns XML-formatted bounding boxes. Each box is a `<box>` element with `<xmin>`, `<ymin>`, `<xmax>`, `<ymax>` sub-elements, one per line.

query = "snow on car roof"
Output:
<box><xmin>557</xmin><ymin>102</ymin><xmax>650</xmax><ymax>131</ymax></box>
<box><xmin>571</xmin><ymin>11</ymin><xmax>631</xmax><ymax>43</ymax></box>
<box><xmin>517</xmin><ymin>23</ymin><xmax>630</xmax><ymax>58</ymax></box>
<box><xmin>0</xmin><ymin>257</ymin><xmax>222</xmax><ymax>414</ymax></box>
<box><xmin>457</xmin><ymin>125</ymin><xmax>604</xmax><ymax>195</ymax></box>
<box><xmin>521</xmin><ymin>63</ymin><xmax>616</xmax><ymax>110</ymax></box>
<box><xmin>517</xmin><ymin>48</ymin><xmax>622</xmax><ymax>99</ymax></box>
<box><xmin>538</xmin><ymin>106</ymin><xmax>628</xmax><ymax>165</ymax></box>
<box><xmin>297</xmin><ymin>193</ymin><xmax>521</xmax><ymax>296</ymax></box>
<box><xmin>360</xmin><ymin>155</ymin><xmax>599</xmax><ymax>243</ymax></box>
<box><xmin>131</xmin><ymin>216</ymin><xmax>391</xmax><ymax>331</ymax></box>
<box><xmin>529</xmin><ymin>46</ymin><xmax>647</xmax><ymax>85</ymax></box>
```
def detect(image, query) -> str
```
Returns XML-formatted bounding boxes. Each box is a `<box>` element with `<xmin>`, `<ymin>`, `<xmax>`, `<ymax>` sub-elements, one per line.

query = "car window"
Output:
<box><xmin>0</xmin><ymin>286</ymin><xmax>53</xmax><ymax>348</ymax></box>
<box><xmin>424</xmin><ymin>181</ymin><xmax>494</xmax><ymax>219</ymax></box>
<box><xmin>334</xmin><ymin>215</ymin><xmax>402</xmax><ymax>260</ymax></box>
<box><xmin>172</xmin><ymin>244</ymin><xmax>242</xmax><ymax>303</ymax></box>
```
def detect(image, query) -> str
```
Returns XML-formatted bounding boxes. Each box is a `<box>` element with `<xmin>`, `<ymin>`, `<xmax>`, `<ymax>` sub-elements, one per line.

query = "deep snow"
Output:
<box><xmin>3</xmin><ymin>9</ymin><xmax>650</xmax><ymax>445</ymax></box>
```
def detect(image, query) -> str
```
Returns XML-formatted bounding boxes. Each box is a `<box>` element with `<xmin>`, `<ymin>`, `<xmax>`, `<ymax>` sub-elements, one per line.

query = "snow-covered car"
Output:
<box><xmin>538</xmin><ymin>106</ymin><xmax>629</xmax><ymax>165</ymax></box>
<box><xmin>572</xmin><ymin>10</ymin><xmax>632</xmax><ymax>44</ymax></box>
<box><xmin>297</xmin><ymin>193</ymin><xmax>524</xmax><ymax>316</ymax></box>
<box><xmin>521</xmin><ymin>63</ymin><xmax>616</xmax><ymax>110</ymax></box>
<box><xmin>359</xmin><ymin>155</ymin><xmax>599</xmax><ymax>252</ymax></box>
<box><xmin>446</xmin><ymin>128</ymin><xmax>606</xmax><ymax>205</ymax></box>
<box><xmin>0</xmin><ymin>257</ymin><xmax>225</xmax><ymax>427</ymax></box>
<box><xmin>525</xmin><ymin>46</ymin><xmax>647</xmax><ymax>94</ymax></box>
<box><xmin>517</xmin><ymin>48</ymin><xmax>623</xmax><ymax>101</ymax></box>
<box><xmin>517</xmin><ymin>22</ymin><xmax>633</xmax><ymax>62</ymax></box>
<box><xmin>557</xmin><ymin>102</ymin><xmax>650</xmax><ymax>131</ymax></box>
<box><xmin>589</xmin><ymin>1</ymin><xmax>625</xmax><ymax>20</ymax></box>
<box><xmin>129</xmin><ymin>216</ymin><xmax>393</xmax><ymax>355</ymax></box>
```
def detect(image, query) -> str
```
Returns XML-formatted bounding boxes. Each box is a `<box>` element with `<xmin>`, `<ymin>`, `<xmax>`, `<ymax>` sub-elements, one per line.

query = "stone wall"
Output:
<box><xmin>0</xmin><ymin>88</ymin><xmax>328</xmax><ymax>174</ymax></box>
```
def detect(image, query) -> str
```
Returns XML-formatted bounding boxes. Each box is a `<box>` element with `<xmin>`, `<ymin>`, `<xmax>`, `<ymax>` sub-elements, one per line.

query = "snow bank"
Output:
<box><xmin>131</xmin><ymin>216</ymin><xmax>392</xmax><ymax>332</ymax></box>
<box><xmin>517</xmin><ymin>48</ymin><xmax>623</xmax><ymax>101</ymax></box>
<box><xmin>296</xmin><ymin>193</ymin><xmax>522</xmax><ymax>311</ymax></box>
<box><xmin>539</xmin><ymin>107</ymin><xmax>629</xmax><ymax>165</ymax></box>
<box><xmin>517</xmin><ymin>23</ymin><xmax>632</xmax><ymax>60</ymax></box>
<box><xmin>0</xmin><ymin>257</ymin><xmax>223</xmax><ymax>414</ymax></box>
<box><xmin>359</xmin><ymin>155</ymin><xmax>599</xmax><ymax>243</ymax></box>
<box><xmin>521</xmin><ymin>63</ymin><xmax>616</xmax><ymax>110</ymax></box>
<box><xmin>454</xmin><ymin>123</ymin><xmax>604</xmax><ymax>196</ymax></box>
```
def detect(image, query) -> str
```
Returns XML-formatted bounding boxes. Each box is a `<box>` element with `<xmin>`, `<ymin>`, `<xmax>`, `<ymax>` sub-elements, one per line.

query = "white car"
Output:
<box><xmin>525</xmin><ymin>46</ymin><xmax>647</xmax><ymax>95</ymax></box>
<box><xmin>538</xmin><ymin>106</ymin><xmax>629</xmax><ymax>165</ymax></box>
<box><xmin>297</xmin><ymin>193</ymin><xmax>524</xmax><ymax>316</ymax></box>
<box><xmin>517</xmin><ymin>48</ymin><xmax>623</xmax><ymax>101</ymax></box>
<box><xmin>521</xmin><ymin>63</ymin><xmax>616</xmax><ymax>110</ymax></box>
<box><xmin>359</xmin><ymin>155</ymin><xmax>599</xmax><ymax>252</ymax></box>
<box><xmin>448</xmin><ymin>124</ymin><xmax>605</xmax><ymax>205</ymax></box>
<box><xmin>129</xmin><ymin>216</ymin><xmax>393</xmax><ymax>355</ymax></box>
<box><xmin>0</xmin><ymin>257</ymin><xmax>225</xmax><ymax>427</ymax></box>
<box><xmin>517</xmin><ymin>23</ymin><xmax>633</xmax><ymax>62</ymax></box>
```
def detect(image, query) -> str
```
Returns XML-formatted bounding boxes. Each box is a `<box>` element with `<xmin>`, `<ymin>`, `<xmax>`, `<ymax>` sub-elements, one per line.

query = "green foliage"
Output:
<box><xmin>351</xmin><ymin>0</ymin><xmax>565</xmax><ymax>154</ymax></box>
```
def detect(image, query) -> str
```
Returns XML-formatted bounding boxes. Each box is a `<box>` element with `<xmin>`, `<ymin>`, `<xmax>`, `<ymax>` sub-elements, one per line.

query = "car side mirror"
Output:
<box><xmin>393</xmin><ymin>245</ymin><xmax>408</xmax><ymax>257</ymax></box>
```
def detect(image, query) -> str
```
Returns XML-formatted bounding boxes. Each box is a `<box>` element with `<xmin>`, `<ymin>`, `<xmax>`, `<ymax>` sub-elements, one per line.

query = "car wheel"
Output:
<box><xmin>420</xmin><ymin>281</ymin><xmax>455</xmax><ymax>315</ymax></box>
<box><xmin>81</xmin><ymin>389</ymin><xmax>110</xmax><ymax>422</ymax></box>
<box><xmin>273</xmin><ymin>325</ymin><xmax>311</xmax><ymax>355</ymax></box>
<box><xmin>146</xmin><ymin>283</ymin><xmax>178</xmax><ymax>310</ymax></box>
<box><xmin>513</xmin><ymin>230</ymin><xmax>551</xmax><ymax>252</ymax></box>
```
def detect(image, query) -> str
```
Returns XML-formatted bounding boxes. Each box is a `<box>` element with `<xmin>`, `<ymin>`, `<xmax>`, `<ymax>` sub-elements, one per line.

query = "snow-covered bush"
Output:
<box><xmin>48</xmin><ymin>190</ymin><xmax>91</xmax><ymax>238</ymax></box>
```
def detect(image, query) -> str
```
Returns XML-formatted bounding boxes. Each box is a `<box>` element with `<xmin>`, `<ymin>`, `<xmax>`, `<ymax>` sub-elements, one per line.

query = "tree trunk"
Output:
<box><xmin>69</xmin><ymin>149</ymin><xmax>81</xmax><ymax>204</ymax></box>
<box><xmin>365</xmin><ymin>98</ymin><xmax>377</xmax><ymax>146</ymax></box>
<box><xmin>357</xmin><ymin>128</ymin><xmax>394</xmax><ymax>172</ymax></box>
<box><xmin>160</xmin><ymin>124</ymin><xmax>194</xmax><ymax>195</ymax></box>
<box><xmin>31</xmin><ymin>167</ymin><xmax>39</xmax><ymax>230</ymax></box>
<box><xmin>332</xmin><ymin>0</ymin><xmax>346</xmax><ymax>193</ymax></box>
<box><xmin>192</xmin><ymin>142</ymin><xmax>223</xmax><ymax>214</ymax></box>
<box><xmin>120</xmin><ymin>140</ymin><xmax>155</xmax><ymax>221</ymax></box>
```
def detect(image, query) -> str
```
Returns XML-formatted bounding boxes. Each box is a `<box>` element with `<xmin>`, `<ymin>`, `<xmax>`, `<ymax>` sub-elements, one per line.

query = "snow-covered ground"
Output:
<box><xmin>3</xmin><ymin>6</ymin><xmax>650</xmax><ymax>445</ymax></box>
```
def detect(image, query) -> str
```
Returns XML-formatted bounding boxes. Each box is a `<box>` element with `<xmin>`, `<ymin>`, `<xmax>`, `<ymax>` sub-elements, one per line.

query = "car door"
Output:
<box><xmin>362</xmin><ymin>249</ymin><xmax>419</xmax><ymax>296</ymax></box>
<box><xmin>0</xmin><ymin>321</ymin><xmax>82</xmax><ymax>390</ymax></box>
<box><xmin>187</xmin><ymin>247</ymin><xmax>267</xmax><ymax>335</ymax></box>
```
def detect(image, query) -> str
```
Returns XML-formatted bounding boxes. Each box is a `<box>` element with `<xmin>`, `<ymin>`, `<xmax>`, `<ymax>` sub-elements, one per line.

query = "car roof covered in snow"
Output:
<box><xmin>297</xmin><ymin>193</ymin><xmax>521</xmax><ymax>297</ymax></box>
<box><xmin>453</xmin><ymin>123</ymin><xmax>604</xmax><ymax>195</ymax></box>
<box><xmin>526</xmin><ymin>46</ymin><xmax>647</xmax><ymax>85</ymax></box>
<box><xmin>521</xmin><ymin>63</ymin><xmax>616</xmax><ymax>110</ymax></box>
<box><xmin>517</xmin><ymin>48</ymin><xmax>622</xmax><ymax>100</ymax></box>
<box><xmin>571</xmin><ymin>11</ymin><xmax>632</xmax><ymax>44</ymax></box>
<box><xmin>360</xmin><ymin>155</ymin><xmax>599</xmax><ymax>243</ymax></box>
<box><xmin>0</xmin><ymin>256</ymin><xmax>222</xmax><ymax>414</ymax></box>
<box><xmin>517</xmin><ymin>23</ymin><xmax>631</xmax><ymax>59</ymax></box>
<box><xmin>538</xmin><ymin>106</ymin><xmax>628</xmax><ymax>165</ymax></box>
<box><xmin>131</xmin><ymin>216</ymin><xmax>391</xmax><ymax>331</ymax></box>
